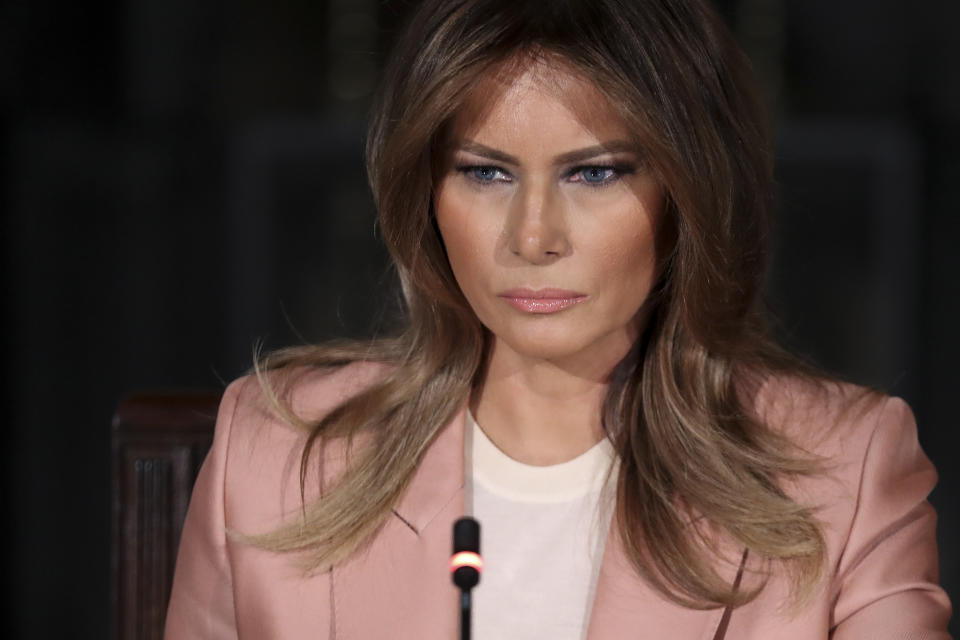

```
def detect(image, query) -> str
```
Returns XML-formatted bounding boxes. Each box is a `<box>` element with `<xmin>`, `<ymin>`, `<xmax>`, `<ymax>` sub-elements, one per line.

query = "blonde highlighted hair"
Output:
<box><xmin>252</xmin><ymin>0</ymin><xmax>836</xmax><ymax>609</ymax></box>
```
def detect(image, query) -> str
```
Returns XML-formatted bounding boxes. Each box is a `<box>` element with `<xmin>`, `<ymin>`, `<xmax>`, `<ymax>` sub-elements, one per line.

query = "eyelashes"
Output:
<box><xmin>454</xmin><ymin>163</ymin><xmax>636</xmax><ymax>189</ymax></box>
<box><xmin>568</xmin><ymin>166</ymin><xmax>620</xmax><ymax>186</ymax></box>
<box><xmin>459</xmin><ymin>165</ymin><xmax>510</xmax><ymax>184</ymax></box>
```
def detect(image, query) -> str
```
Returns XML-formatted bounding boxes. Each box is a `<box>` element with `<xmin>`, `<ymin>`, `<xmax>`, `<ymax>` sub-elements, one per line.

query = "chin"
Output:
<box><xmin>485</xmin><ymin>315</ymin><xmax>638</xmax><ymax>371</ymax></box>
<box><xmin>496</xmin><ymin>329</ymin><xmax>605</xmax><ymax>364</ymax></box>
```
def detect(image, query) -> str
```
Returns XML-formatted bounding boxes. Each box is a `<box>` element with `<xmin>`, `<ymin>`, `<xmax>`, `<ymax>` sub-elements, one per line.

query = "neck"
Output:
<box><xmin>471</xmin><ymin>338</ymin><xmax>629</xmax><ymax>466</ymax></box>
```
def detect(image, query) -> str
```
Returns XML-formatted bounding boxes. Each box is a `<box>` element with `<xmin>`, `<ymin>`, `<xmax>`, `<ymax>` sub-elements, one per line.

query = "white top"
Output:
<box><xmin>466</xmin><ymin>411</ymin><xmax>618</xmax><ymax>640</ymax></box>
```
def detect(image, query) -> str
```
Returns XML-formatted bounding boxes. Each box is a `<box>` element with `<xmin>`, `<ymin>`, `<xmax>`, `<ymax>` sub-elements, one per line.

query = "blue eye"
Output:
<box><xmin>457</xmin><ymin>165</ymin><xmax>511</xmax><ymax>185</ymax></box>
<box><xmin>571</xmin><ymin>166</ymin><xmax>619</xmax><ymax>186</ymax></box>
<box><xmin>473</xmin><ymin>167</ymin><xmax>499</xmax><ymax>181</ymax></box>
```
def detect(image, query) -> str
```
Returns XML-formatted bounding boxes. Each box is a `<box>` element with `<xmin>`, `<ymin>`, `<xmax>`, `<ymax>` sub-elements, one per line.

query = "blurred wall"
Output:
<box><xmin>2</xmin><ymin>0</ymin><xmax>958</xmax><ymax>636</ymax></box>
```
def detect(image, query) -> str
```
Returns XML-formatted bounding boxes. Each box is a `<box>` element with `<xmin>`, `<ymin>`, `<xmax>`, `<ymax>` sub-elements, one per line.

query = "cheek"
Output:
<box><xmin>602</xmin><ymin>236</ymin><xmax>657</xmax><ymax>305</ymax></box>
<box><xmin>596</xmin><ymin>202</ymin><xmax>659</xmax><ymax>278</ymax></box>
<box><xmin>435</xmin><ymin>188</ymin><xmax>491</xmax><ymax>297</ymax></box>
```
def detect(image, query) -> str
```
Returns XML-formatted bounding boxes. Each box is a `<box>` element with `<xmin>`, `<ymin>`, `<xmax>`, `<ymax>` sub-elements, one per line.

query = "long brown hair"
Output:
<box><xmin>254</xmin><ymin>0</ymin><xmax>831</xmax><ymax>609</ymax></box>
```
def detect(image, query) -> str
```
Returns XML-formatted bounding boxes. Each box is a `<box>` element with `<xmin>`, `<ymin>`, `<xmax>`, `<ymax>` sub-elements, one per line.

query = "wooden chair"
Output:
<box><xmin>111</xmin><ymin>391</ymin><xmax>221</xmax><ymax>640</ymax></box>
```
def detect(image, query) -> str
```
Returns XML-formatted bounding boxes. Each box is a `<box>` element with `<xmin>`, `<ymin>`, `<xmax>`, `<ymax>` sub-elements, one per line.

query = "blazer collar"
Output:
<box><xmin>391</xmin><ymin>402</ymin><xmax>469</xmax><ymax>535</ymax></box>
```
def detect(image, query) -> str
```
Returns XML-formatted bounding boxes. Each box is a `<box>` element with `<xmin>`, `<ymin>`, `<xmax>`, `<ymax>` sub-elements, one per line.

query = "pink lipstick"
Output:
<box><xmin>498</xmin><ymin>288</ymin><xmax>587</xmax><ymax>314</ymax></box>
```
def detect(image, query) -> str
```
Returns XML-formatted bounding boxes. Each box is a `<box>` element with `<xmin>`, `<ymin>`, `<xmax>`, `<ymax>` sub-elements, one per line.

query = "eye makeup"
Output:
<box><xmin>453</xmin><ymin>160</ymin><xmax>637</xmax><ymax>189</ymax></box>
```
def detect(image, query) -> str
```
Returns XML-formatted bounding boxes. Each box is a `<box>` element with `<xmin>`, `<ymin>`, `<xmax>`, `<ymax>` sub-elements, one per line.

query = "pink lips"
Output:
<box><xmin>498</xmin><ymin>288</ymin><xmax>587</xmax><ymax>314</ymax></box>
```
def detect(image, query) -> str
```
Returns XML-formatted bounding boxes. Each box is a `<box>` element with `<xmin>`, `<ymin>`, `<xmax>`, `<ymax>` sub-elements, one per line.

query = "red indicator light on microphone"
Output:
<box><xmin>450</xmin><ymin>551</ymin><xmax>484</xmax><ymax>574</ymax></box>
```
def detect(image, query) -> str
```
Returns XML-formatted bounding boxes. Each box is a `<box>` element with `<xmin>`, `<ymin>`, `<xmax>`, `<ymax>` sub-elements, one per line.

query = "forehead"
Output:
<box><xmin>446</xmin><ymin>58</ymin><xmax>631</xmax><ymax>146</ymax></box>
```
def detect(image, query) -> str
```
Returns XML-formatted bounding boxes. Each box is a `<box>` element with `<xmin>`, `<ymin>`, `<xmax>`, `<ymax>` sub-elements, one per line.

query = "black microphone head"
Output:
<box><xmin>453</xmin><ymin>517</ymin><xmax>480</xmax><ymax>554</ymax></box>
<box><xmin>451</xmin><ymin>517</ymin><xmax>482</xmax><ymax>590</ymax></box>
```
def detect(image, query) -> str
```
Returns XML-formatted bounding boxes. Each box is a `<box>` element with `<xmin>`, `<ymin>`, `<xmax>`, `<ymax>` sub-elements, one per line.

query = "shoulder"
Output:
<box><xmin>724</xmin><ymin>377</ymin><xmax>949</xmax><ymax>634</ymax></box>
<box><xmin>751</xmin><ymin>374</ymin><xmax>941</xmax><ymax>572</ymax></box>
<box><xmin>223</xmin><ymin>359</ymin><xmax>392</xmax><ymax>430</ymax></box>
<box><xmin>213</xmin><ymin>360</ymin><xmax>392</xmax><ymax>533</ymax></box>
<box><xmin>747</xmin><ymin>373</ymin><xmax>938</xmax><ymax>551</ymax></box>
<box><xmin>750</xmin><ymin>374</ymin><xmax>912</xmax><ymax>466</ymax></box>
<box><xmin>219</xmin><ymin>358</ymin><xmax>393</xmax><ymax>458</ymax></box>
<box><xmin>738</xmin><ymin>375</ymin><xmax>950</xmax><ymax>632</ymax></box>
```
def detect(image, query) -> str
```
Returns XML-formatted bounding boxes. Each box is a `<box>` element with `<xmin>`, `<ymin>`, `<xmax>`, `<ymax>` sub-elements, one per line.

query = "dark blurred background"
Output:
<box><xmin>2</xmin><ymin>0</ymin><xmax>957</xmax><ymax>636</ymax></box>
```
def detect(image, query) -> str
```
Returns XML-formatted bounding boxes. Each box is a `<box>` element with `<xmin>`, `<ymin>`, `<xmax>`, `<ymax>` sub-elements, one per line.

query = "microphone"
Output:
<box><xmin>450</xmin><ymin>517</ymin><xmax>482</xmax><ymax>640</ymax></box>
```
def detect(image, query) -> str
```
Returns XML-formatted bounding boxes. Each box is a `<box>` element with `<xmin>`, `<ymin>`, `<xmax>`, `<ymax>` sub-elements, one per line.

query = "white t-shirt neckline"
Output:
<box><xmin>468</xmin><ymin>410</ymin><xmax>617</xmax><ymax>503</ymax></box>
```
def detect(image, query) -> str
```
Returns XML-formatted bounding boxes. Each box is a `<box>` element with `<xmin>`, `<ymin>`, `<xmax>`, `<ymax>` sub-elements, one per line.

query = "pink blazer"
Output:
<box><xmin>164</xmin><ymin>363</ymin><xmax>952</xmax><ymax>639</ymax></box>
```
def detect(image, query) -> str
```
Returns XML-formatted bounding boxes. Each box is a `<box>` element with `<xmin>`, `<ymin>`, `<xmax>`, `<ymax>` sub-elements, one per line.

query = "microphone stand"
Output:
<box><xmin>460</xmin><ymin>590</ymin><xmax>472</xmax><ymax>640</ymax></box>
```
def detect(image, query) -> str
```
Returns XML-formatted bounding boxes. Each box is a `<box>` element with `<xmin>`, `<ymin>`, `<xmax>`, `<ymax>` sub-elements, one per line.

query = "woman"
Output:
<box><xmin>165</xmin><ymin>0</ymin><xmax>952</xmax><ymax>638</ymax></box>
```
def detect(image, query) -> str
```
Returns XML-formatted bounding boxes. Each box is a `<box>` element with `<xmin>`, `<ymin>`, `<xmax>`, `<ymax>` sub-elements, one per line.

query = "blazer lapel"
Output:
<box><xmin>330</xmin><ymin>405</ymin><xmax>468</xmax><ymax>639</ymax></box>
<box><xmin>585</xmin><ymin>522</ymin><xmax>727</xmax><ymax>640</ymax></box>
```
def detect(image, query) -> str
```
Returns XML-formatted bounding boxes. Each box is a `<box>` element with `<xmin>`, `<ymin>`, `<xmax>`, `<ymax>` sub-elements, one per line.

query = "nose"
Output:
<box><xmin>506</xmin><ymin>183</ymin><xmax>570</xmax><ymax>264</ymax></box>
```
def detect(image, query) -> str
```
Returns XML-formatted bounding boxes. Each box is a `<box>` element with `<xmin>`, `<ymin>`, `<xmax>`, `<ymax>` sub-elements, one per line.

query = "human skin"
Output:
<box><xmin>434</xmin><ymin>59</ymin><xmax>665</xmax><ymax>465</ymax></box>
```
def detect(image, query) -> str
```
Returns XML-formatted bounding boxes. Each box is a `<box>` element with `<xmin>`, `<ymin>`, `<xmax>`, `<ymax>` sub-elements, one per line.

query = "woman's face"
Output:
<box><xmin>434</xmin><ymin>61</ymin><xmax>664</xmax><ymax>370</ymax></box>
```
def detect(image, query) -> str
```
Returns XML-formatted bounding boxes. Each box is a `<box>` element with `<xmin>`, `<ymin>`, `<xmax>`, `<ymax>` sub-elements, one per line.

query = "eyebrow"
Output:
<box><xmin>455</xmin><ymin>140</ymin><xmax>640</xmax><ymax>166</ymax></box>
